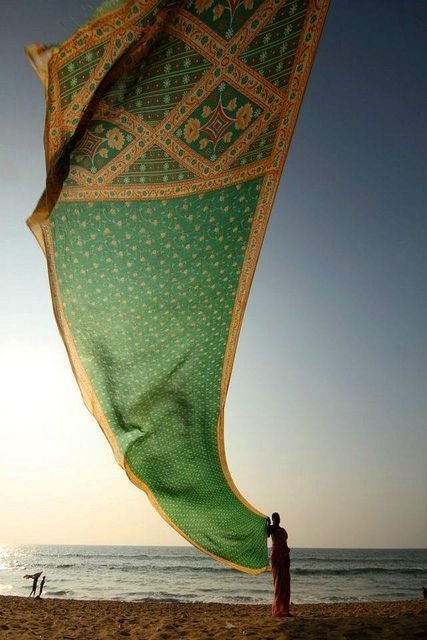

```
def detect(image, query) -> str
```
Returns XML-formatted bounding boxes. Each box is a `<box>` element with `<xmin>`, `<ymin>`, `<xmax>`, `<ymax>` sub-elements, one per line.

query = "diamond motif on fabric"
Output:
<box><xmin>78</xmin><ymin>131</ymin><xmax>105</xmax><ymax>159</ymax></box>
<box><xmin>177</xmin><ymin>83</ymin><xmax>261</xmax><ymax>161</ymax></box>
<box><xmin>202</xmin><ymin>100</ymin><xmax>235</xmax><ymax>144</ymax></box>
<box><xmin>71</xmin><ymin>121</ymin><xmax>134</xmax><ymax>174</ymax></box>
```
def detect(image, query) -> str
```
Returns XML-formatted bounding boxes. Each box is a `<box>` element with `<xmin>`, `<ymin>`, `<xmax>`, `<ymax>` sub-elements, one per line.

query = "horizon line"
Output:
<box><xmin>2</xmin><ymin>543</ymin><xmax>426</xmax><ymax>550</ymax></box>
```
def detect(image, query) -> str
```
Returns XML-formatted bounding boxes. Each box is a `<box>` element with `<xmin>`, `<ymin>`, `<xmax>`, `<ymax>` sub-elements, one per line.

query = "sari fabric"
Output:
<box><xmin>271</xmin><ymin>526</ymin><xmax>290</xmax><ymax>615</ymax></box>
<box><xmin>27</xmin><ymin>0</ymin><xmax>329</xmax><ymax>573</ymax></box>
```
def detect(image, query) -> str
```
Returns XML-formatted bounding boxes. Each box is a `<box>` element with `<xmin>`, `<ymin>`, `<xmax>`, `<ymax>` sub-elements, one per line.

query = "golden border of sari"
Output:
<box><xmin>217</xmin><ymin>0</ymin><xmax>331</xmax><ymax>518</ymax></box>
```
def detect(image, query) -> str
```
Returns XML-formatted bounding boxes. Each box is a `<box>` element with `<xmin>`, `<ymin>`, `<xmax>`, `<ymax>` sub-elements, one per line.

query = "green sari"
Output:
<box><xmin>27</xmin><ymin>0</ymin><xmax>329</xmax><ymax>572</ymax></box>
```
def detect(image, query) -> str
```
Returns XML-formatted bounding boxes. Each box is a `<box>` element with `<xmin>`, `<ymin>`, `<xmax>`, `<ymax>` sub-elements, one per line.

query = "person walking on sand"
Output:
<box><xmin>26</xmin><ymin>572</ymin><xmax>43</xmax><ymax>598</ymax></box>
<box><xmin>38</xmin><ymin>576</ymin><xmax>46</xmax><ymax>598</ymax></box>
<box><xmin>266</xmin><ymin>513</ymin><xmax>292</xmax><ymax>617</ymax></box>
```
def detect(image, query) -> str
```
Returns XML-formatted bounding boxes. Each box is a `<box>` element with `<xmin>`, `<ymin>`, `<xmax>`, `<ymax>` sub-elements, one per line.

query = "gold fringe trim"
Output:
<box><xmin>25</xmin><ymin>44</ymin><xmax>54</xmax><ymax>98</ymax></box>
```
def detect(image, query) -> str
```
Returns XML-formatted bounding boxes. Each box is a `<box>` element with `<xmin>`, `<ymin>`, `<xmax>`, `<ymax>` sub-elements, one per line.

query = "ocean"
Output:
<box><xmin>0</xmin><ymin>546</ymin><xmax>425</xmax><ymax>604</ymax></box>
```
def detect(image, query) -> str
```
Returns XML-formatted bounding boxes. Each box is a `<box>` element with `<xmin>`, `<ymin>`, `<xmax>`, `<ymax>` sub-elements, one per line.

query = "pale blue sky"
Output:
<box><xmin>0</xmin><ymin>1</ymin><xmax>426</xmax><ymax>548</ymax></box>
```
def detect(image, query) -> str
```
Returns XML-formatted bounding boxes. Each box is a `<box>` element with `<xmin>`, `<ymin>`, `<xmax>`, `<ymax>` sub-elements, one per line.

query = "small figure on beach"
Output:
<box><xmin>266</xmin><ymin>512</ymin><xmax>291</xmax><ymax>617</ymax></box>
<box><xmin>37</xmin><ymin>576</ymin><xmax>46</xmax><ymax>598</ymax></box>
<box><xmin>25</xmin><ymin>572</ymin><xmax>43</xmax><ymax>598</ymax></box>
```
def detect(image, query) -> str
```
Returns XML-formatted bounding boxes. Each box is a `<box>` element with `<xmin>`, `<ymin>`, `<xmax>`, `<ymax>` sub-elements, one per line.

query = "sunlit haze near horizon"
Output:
<box><xmin>1</xmin><ymin>1</ymin><xmax>426</xmax><ymax>549</ymax></box>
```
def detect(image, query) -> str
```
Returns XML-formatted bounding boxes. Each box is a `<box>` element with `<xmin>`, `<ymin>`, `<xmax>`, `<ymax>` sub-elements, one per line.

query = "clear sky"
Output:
<box><xmin>1</xmin><ymin>1</ymin><xmax>426</xmax><ymax>549</ymax></box>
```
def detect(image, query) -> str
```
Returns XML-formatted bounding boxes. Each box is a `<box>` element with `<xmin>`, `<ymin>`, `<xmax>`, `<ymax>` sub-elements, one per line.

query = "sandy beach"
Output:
<box><xmin>0</xmin><ymin>596</ymin><xmax>426</xmax><ymax>639</ymax></box>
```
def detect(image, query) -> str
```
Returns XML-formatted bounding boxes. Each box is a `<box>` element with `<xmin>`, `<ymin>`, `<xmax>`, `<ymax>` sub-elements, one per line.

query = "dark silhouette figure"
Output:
<box><xmin>38</xmin><ymin>576</ymin><xmax>46</xmax><ymax>598</ymax></box>
<box><xmin>266</xmin><ymin>513</ymin><xmax>291</xmax><ymax>617</ymax></box>
<box><xmin>27</xmin><ymin>572</ymin><xmax>43</xmax><ymax>598</ymax></box>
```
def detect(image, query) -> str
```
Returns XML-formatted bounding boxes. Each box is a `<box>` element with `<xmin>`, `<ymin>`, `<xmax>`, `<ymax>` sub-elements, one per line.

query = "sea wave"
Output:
<box><xmin>3</xmin><ymin>546</ymin><xmax>424</xmax><ymax>604</ymax></box>
<box><xmin>293</xmin><ymin>567</ymin><xmax>426</xmax><ymax>576</ymax></box>
<box><xmin>35</xmin><ymin>552</ymin><xmax>166</xmax><ymax>560</ymax></box>
<box><xmin>49</xmin><ymin>561</ymin><xmax>229</xmax><ymax>573</ymax></box>
<box><xmin>108</xmin><ymin>563</ymin><xmax>230</xmax><ymax>574</ymax></box>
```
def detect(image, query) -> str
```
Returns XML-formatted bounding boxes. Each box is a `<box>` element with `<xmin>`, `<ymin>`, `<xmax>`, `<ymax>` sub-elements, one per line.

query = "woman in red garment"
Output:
<box><xmin>266</xmin><ymin>512</ymin><xmax>292</xmax><ymax>617</ymax></box>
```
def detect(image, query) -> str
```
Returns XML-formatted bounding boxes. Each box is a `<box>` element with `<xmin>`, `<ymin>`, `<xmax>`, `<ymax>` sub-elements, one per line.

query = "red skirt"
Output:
<box><xmin>271</xmin><ymin>555</ymin><xmax>290</xmax><ymax>617</ymax></box>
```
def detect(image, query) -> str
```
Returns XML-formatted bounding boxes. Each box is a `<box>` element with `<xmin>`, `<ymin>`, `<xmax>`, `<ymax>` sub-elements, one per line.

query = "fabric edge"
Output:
<box><xmin>216</xmin><ymin>0</ymin><xmax>331</xmax><ymax>520</ymax></box>
<box><xmin>40</xmin><ymin>221</ymin><xmax>125</xmax><ymax>470</ymax></box>
<box><xmin>124</xmin><ymin>460</ymin><xmax>269</xmax><ymax>574</ymax></box>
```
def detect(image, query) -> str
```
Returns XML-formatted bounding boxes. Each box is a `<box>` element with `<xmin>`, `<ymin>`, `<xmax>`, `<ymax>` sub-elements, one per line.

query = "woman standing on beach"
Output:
<box><xmin>266</xmin><ymin>512</ymin><xmax>291</xmax><ymax>617</ymax></box>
